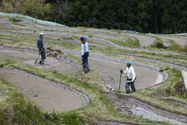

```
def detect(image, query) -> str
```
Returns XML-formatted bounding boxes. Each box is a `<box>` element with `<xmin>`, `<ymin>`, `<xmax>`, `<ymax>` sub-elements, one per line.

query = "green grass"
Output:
<box><xmin>0</xmin><ymin>20</ymin><xmax>187</xmax><ymax>124</ymax></box>
<box><xmin>150</xmin><ymin>37</ymin><xmax>165</xmax><ymax>48</ymax></box>
<box><xmin>0</xmin><ymin>58</ymin><xmax>171</xmax><ymax>125</ymax></box>
<box><xmin>1</xmin><ymin>31</ymin><xmax>187</xmax><ymax>69</ymax></box>
<box><xmin>106</xmin><ymin>38</ymin><xmax>140</xmax><ymax>47</ymax></box>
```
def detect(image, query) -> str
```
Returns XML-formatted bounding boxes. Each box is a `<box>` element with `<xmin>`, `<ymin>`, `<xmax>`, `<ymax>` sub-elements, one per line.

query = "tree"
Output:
<box><xmin>136</xmin><ymin>0</ymin><xmax>151</xmax><ymax>33</ymax></box>
<box><xmin>1</xmin><ymin>0</ymin><xmax>50</xmax><ymax>17</ymax></box>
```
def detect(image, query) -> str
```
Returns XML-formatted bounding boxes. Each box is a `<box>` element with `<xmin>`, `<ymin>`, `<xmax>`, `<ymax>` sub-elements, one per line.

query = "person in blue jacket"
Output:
<box><xmin>37</xmin><ymin>32</ymin><xmax>46</xmax><ymax>64</ymax></box>
<box><xmin>80</xmin><ymin>36</ymin><xmax>89</xmax><ymax>73</ymax></box>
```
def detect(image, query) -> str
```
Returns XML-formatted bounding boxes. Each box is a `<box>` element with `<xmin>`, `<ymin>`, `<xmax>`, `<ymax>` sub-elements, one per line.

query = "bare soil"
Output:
<box><xmin>119</xmin><ymin>54</ymin><xmax>187</xmax><ymax>89</ymax></box>
<box><xmin>0</xmin><ymin>66</ymin><xmax>89</xmax><ymax>112</ymax></box>
<box><xmin>88</xmin><ymin>57</ymin><xmax>164</xmax><ymax>91</ymax></box>
<box><xmin>0</xmin><ymin>47</ymin><xmax>82</xmax><ymax>74</ymax></box>
<box><xmin>0</xmin><ymin>46</ymin><xmax>168</xmax><ymax>91</ymax></box>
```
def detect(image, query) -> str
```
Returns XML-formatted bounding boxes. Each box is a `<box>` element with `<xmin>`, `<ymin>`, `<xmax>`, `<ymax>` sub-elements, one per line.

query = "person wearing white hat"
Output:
<box><xmin>120</xmin><ymin>61</ymin><xmax>136</xmax><ymax>93</ymax></box>
<box><xmin>37</xmin><ymin>32</ymin><xmax>46</xmax><ymax>64</ymax></box>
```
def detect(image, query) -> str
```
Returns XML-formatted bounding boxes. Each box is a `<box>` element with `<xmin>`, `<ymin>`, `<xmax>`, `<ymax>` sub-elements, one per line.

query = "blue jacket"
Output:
<box><xmin>37</xmin><ymin>38</ymin><xmax>43</xmax><ymax>51</ymax></box>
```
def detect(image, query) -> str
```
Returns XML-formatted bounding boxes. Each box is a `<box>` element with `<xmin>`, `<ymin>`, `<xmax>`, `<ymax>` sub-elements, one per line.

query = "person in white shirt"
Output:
<box><xmin>80</xmin><ymin>36</ymin><xmax>89</xmax><ymax>73</ymax></box>
<box><xmin>120</xmin><ymin>61</ymin><xmax>136</xmax><ymax>93</ymax></box>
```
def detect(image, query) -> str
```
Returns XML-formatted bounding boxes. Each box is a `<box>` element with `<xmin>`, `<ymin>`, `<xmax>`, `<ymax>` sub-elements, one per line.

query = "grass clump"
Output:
<box><xmin>106</xmin><ymin>38</ymin><xmax>140</xmax><ymax>48</ymax></box>
<box><xmin>150</xmin><ymin>37</ymin><xmax>166</xmax><ymax>49</ymax></box>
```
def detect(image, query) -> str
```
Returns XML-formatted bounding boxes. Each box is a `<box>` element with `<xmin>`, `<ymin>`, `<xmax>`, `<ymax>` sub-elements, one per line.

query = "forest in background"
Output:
<box><xmin>0</xmin><ymin>0</ymin><xmax>187</xmax><ymax>34</ymax></box>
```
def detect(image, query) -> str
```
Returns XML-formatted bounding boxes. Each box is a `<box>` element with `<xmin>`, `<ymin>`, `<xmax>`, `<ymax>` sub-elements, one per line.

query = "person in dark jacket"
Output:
<box><xmin>37</xmin><ymin>32</ymin><xmax>46</xmax><ymax>64</ymax></box>
<box><xmin>80</xmin><ymin>36</ymin><xmax>89</xmax><ymax>73</ymax></box>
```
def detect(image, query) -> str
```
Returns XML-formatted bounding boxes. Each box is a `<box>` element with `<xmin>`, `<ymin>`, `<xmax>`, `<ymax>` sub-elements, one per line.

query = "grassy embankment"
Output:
<box><xmin>0</xmin><ymin>28</ymin><xmax>187</xmax><ymax>68</ymax></box>
<box><xmin>149</xmin><ymin>36</ymin><xmax>187</xmax><ymax>52</ymax></box>
<box><xmin>2</xmin><ymin>28</ymin><xmax>185</xmax><ymax>123</ymax></box>
<box><xmin>1</xmin><ymin>28</ymin><xmax>187</xmax><ymax>70</ymax></box>
<box><xmin>0</xmin><ymin>58</ymin><xmax>169</xmax><ymax>125</ymax></box>
<box><xmin>1</xmin><ymin>22</ymin><xmax>187</xmax><ymax>114</ymax></box>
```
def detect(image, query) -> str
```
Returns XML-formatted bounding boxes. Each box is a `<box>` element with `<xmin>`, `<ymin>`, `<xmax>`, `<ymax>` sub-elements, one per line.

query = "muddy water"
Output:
<box><xmin>0</xmin><ymin>50</ymin><xmax>36</xmax><ymax>62</ymax></box>
<box><xmin>0</xmin><ymin>50</ymin><xmax>78</xmax><ymax>74</ymax></box>
<box><xmin>88</xmin><ymin>58</ymin><xmax>163</xmax><ymax>91</ymax></box>
<box><xmin>0</xmin><ymin>69</ymin><xmax>83</xmax><ymax>112</ymax></box>
<box><xmin>25</xmin><ymin>57</ymin><xmax>78</xmax><ymax>74</ymax></box>
<box><xmin>103</xmin><ymin>93</ymin><xmax>187</xmax><ymax>125</ymax></box>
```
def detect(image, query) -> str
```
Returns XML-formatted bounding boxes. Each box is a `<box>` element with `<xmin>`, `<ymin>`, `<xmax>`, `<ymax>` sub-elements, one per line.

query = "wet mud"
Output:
<box><xmin>103</xmin><ymin>93</ymin><xmax>187</xmax><ymax>125</ymax></box>
<box><xmin>0</xmin><ymin>46</ymin><xmax>168</xmax><ymax>90</ymax></box>
<box><xmin>53</xmin><ymin>48</ymin><xmax>168</xmax><ymax>90</ymax></box>
<box><xmin>88</xmin><ymin>57</ymin><xmax>163</xmax><ymax>91</ymax></box>
<box><xmin>0</xmin><ymin>48</ymin><xmax>81</xmax><ymax>74</ymax></box>
<box><xmin>119</xmin><ymin>54</ymin><xmax>187</xmax><ymax>89</ymax></box>
<box><xmin>165</xmin><ymin>99</ymin><xmax>187</xmax><ymax>109</ymax></box>
<box><xmin>0</xmin><ymin>66</ymin><xmax>89</xmax><ymax>112</ymax></box>
<box><xmin>0</xmin><ymin>50</ymin><xmax>37</xmax><ymax>63</ymax></box>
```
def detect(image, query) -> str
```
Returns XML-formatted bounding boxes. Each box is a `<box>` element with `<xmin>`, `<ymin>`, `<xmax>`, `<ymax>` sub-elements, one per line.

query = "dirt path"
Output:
<box><xmin>0</xmin><ymin>66</ymin><xmax>89</xmax><ymax>112</ymax></box>
<box><xmin>103</xmin><ymin>93</ymin><xmax>187</xmax><ymax>125</ymax></box>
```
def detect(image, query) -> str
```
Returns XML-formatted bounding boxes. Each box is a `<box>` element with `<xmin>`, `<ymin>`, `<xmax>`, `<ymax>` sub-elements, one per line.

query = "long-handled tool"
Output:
<box><xmin>119</xmin><ymin>71</ymin><xmax>122</xmax><ymax>90</ymax></box>
<box><xmin>34</xmin><ymin>43</ymin><xmax>45</xmax><ymax>64</ymax></box>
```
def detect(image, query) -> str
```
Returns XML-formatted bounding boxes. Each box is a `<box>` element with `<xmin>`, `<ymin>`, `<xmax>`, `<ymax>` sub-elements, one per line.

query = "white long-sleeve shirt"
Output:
<box><xmin>123</xmin><ymin>66</ymin><xmax>136</xmax><ymax>82</ymax></box>
<box><xmin>81</xmin><ymin>42</ymin><xmax>89</xmax><ymax>56</ymax></box>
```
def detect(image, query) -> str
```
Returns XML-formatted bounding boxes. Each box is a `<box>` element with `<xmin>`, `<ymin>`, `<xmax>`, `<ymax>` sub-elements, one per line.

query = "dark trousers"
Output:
<box><xmin>125</xmin><ymin>78</ymin><xmax>136</xmax><ymax>93</ymax></box>
<box><xmin>82</xmin><ymin>52</ymin><xmax>89</xmax><ymax>71</ymax></box>
<box><xmin>41</xmin><ymin>48</ymin><xmax>46</xmax><ymax>62</ymax></box>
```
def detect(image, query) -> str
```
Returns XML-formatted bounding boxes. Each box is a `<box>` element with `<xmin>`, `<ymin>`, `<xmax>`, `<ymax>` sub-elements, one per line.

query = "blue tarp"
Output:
<box><xmin>122</xmin><ymin>30</ymin><xmax>139</xmax><ymax>33</ymax></box>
